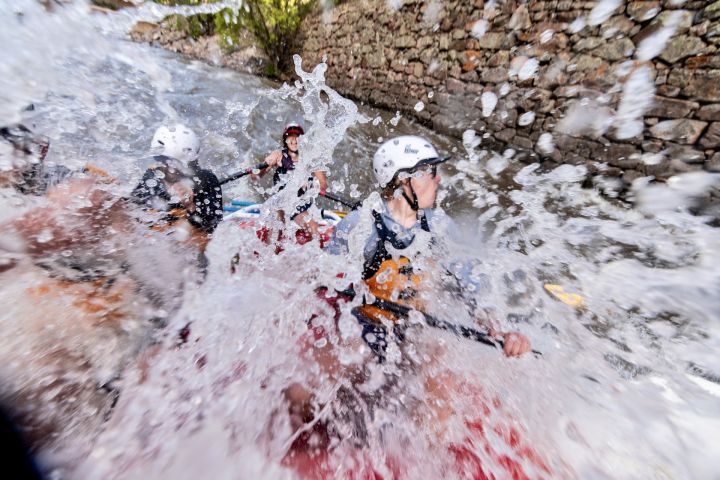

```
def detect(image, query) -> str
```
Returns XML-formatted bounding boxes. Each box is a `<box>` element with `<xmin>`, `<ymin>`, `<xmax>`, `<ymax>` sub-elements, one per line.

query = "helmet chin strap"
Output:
<box><xmin>401</xmin><ymin>181</ymin><xmax>419</xmax><ymax>212</ymax></box>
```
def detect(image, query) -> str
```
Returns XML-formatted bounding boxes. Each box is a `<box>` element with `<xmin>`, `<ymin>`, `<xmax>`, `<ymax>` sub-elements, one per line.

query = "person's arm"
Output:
<box><xmin>11</xmin><ymin>178</ymin><xmax>129</xmax><ymax>258</ymax></box>
<box><xmin>313</xmin><ymin>170</ymin><xmax>328</xmax><ymax>193</ymax></box>
<box><xmin>251</xmin><ymin>150</ymin><xmax>282</xmax><ymax>180</ymax></box>
<box><xmin>436</xmin><ymin>214</ymin><xmax>533</xmax><ymax>358</ymax></box>
<box><xmin>447</xmin><ymin>263</ymin><xmax>532</xmax><ymax>358</ymax></box>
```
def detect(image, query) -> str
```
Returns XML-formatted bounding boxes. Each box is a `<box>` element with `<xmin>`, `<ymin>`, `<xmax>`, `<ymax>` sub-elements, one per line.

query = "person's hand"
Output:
<box><xmin>498</xmin><ymin>331</ymin><xmax>531</xmax><ymax>357</ymax></box>
<box><xmin>264</xmin><ymin>150</ymin><xmax>283</xmax><ymax>167</ymax></box>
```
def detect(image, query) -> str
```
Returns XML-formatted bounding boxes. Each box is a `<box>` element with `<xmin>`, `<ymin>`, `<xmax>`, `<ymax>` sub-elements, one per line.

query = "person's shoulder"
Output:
<box><xmin>325</xmin><ymin>210</ymin><xmax>362</xmax><ymax>255</ymax></box>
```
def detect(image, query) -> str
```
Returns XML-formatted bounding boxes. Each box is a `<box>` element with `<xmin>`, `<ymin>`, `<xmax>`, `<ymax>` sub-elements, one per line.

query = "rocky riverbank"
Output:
<box><xmin>129</xmin><ymin>16</ymin><xmax>270</xmax><ymax>76</ymax></box>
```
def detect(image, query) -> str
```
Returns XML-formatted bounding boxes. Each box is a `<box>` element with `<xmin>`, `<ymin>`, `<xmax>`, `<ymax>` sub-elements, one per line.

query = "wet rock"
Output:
<box><xmin>690</xmin><ymin>20</ymin><xmax>711</xmax><ymax>37</ymax></box>
<box><xmin>646</xmin><ymin>96</ymin><xmax>699</xmax><ymax>118</ymax></box>
<box><xmin>670</xmin><ymin>69</ymin><xmax>720</xmax><ymax>102</ymax></box>
<box><xmin>704</xmin><ymin>1</ymin><xmax>720</xmax><ymax>21</ymax></box>
<box><xmin>700</xmin><ymin>122</ymin><xmax>720</xmax><ymax>149</ymax></box>
<box><xmin>495</xmin><ymin>128</ymin><xmax>517</xmax><ymax>143</ymax></box>
<box><xmin>708</xmin><ymin>23</ymin><xmax>720</xmax><ymax>41</ymax></box>
<box><xmin>572</xmin><ymin>54</ymin><xmax>605</xmax><ymax>71</ymax></box>
<box><xmin>697</xmin><ymin>104</ymin><xmax>720</xmax><ymax>121</ymax></box>
<box><xmin>642</xmin><ymin>157</ymin><xmax>672</xmax><ymax>178</ymax></box>
<box><xmin>707</xmin><ymin>152</ymin><xmax>720</xmax><ymax>172</ymax></box>
<box><xmin>460</xmin><ymin>50</ymin><xmax>482</xmax><ymax>71</ymax></box>
<box><xmin>601</xmin><ymin>166</ymin><xmax>624</xmax><ymax>177</ymax></box>
<box><xmin>487</xmin><ymin>50</ymin><xmax>510</xmax><ymax>67</ymax></box>
<box><xmin>508</xmin><ymin>5</ymin><xmax>532</xmax><ymax>31</ymax></box>
<box><xmin>656</xmin><ymin>84</ymin><xmax>680</xmax><ymax>97</ymax></box>
<box><xmin>665</xmin><ymin>143</ymin><xmax>706</xmax><ymax>164</ymax></box>
<box><xmin>480</xmin><ymin>67</ymin><xmax>508</xmax><ymax>83</ymax></box>
<box><xmin>129</xmin><ymin>21</ymin><xmax>159</xmax><ymax>41</ymax></box>
<box><xmin>573</xmin><ymin>37</ymin><xmax>604</xmax><ymax>52</ymax></box>
<box><xmin>446</xmin><ymin>78</ymin><xmax>466</xmax><ymax>93</ymax></box>
<box><xmin>604</xmin><ymin>144</ymin><xmax>642</xmax><ymax>169</ymax></box>
<box><xmin>623</xmin><ymin>169</ymin><xmax>645</xmax><ymax>184</ymax></box>
<box><xmin>603</xmin><ymin>16</ymin><xmax>637</xmax><ymax>36</ymax></box>
<box><xmin>659</xmin><ymin>35</ymin><xmax>708</xmax><ymax>63</ymax></box>
<box><xmin>627</xmin><ymin>1</ymin><xmax>661</xmax><ymax>22</ymax></box>
<box><xmin>670</xmin><ymin>158</ymin><xmax>702</xmax><ymax>173</ymax></box>
<box><xmin>593</xmin><ymin>38</ymin><xmax>636</xmax><ymax>60</ymax></box>
<box><xmin>656</xmin><ymin>10</ymin><xmax>695</xmax><ymax>33</ymax></box>
<box><xmin>686</xmin><ymin>54</ymin><xmax>720</xmax><ymax>69</ymax></box>
<box><xmin>649</xmin><ymin>119</ymin><xmax>708</xmax><ymax>143</ymax></box>
<box><xmin>477</xmin><ymin>32</ymin><xmax>509</xmax><ymax>50</ymax></box>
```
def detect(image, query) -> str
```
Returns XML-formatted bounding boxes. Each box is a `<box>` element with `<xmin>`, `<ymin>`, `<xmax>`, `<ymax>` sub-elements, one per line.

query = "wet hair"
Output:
<box><xmin>381</xmin><ymin>179</ymin><xmax>406</xmax><ymax>201</ymax></box>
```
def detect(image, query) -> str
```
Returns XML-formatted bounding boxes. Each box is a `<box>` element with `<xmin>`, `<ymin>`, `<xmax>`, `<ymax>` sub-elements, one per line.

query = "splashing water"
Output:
<box><xmin>588</xmin><ymin>0</ymin><xmax>622</xmax><ymax>27</ymax></box>
<box><xmin>636</xmin><ymin>11</ymin><xmax>683</xmax><ymax>61</ymax></box>
<box><xmin>480</xmin><ymin>91</ymin><xmax>497</xmax><ymax>118</ymax></box>
<box><xmin>614</xmin><ymin>65</ymin><xmax>655</xmax><ymax>140</ymax></box>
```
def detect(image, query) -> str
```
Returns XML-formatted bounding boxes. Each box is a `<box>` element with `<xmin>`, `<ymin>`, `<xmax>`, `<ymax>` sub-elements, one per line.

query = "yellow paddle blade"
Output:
<box><xmin>83</xmin><ymin>163</ymin><xmax>115</xmax><ymax>182</ymax></box>
<box><xmin>544</xmin><ymin>284</ymin><xmax>585</xmax><ymax>309</ymax></box>
<box><xmin>333</xmin><ymin>210</ymin><xmax>348</xmax><ymax>218</ymax></box>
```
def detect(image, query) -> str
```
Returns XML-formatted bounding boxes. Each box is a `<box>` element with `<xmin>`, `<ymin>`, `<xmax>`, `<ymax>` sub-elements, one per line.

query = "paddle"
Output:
<box><xmin>219</xmin><ymin>162</ymin><xmax>268</xmax><ymax>185</ymax></box>
<box><xmin>319</xmin><ymin>191</ymin><xmax>362</xmax><ymax>210</ymax></box>
<box><xmin>371</xmin><ymin>298</ymin><xmax>542</xmax><ymax>356</ymax></box>
<box><xmin>220</xmin><ymin>163</ymin><xmax>361</xmax><ymax>211</ymax></box>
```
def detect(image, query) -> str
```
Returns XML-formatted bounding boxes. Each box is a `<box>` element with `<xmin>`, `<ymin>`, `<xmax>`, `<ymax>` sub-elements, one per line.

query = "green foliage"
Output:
<box><xmin>153</xmin><ymin>0</ymin><xmax>219</xmax><ymax>5</ymax></box>
<box><xmin>263</xmin><ymin>63</ymin><xmax>280</xmax><ymax>78</ymax></box>
<box><xmin>154</xmin><ymin>0</ymin><xmax>323</xmax><ymax>77</ymax></box>
<box><xmin>238</xmin><ymin>0</ymin><xmax>317</xmax><ymax>75</ymax></box>
<box><xmin>91</xmin><ymin>0</ymin><xmax>135</xmax><ymax>10</ymax></box>
<box><xmin>168</xmin><ymin>12</ymin><xmax>214</xmax><ymax>40</ymax></box>
<box><xmin>214</xmin><ymin>8</ymin><xmax>242</xmax><ymax>53</ymax></box>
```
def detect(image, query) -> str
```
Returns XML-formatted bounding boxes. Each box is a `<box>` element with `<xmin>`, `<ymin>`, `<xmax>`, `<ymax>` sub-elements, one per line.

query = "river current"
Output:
<box><xmin>1</xmin><ymin>1</ymin><xmax>719</xmax><ymax>479</ymax></box>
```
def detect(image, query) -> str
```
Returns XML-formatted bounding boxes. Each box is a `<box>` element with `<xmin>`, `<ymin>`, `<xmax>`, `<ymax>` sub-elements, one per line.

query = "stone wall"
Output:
<box><xmin>300</xmin><ymin>0</ymin><xmax>720</xmax><ymax>186</ymax></box>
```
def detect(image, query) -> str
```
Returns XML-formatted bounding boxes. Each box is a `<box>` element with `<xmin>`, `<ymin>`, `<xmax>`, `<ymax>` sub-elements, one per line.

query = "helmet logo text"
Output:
<box><xmin>404</xmin><ymin>145</ymin><xmax>419</xmax><ymax>154</ymax></box>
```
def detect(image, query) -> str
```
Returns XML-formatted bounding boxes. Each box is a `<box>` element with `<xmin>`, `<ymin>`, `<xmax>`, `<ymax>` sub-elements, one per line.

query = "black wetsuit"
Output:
<box><xmin>132</xmin><ymin>156</ymin><xmax>223</xmax><ymax>233</ymax></box>
<box><xmin>272</xmin><ymin>149</ymin><xmax>313</xmax><ymax>216</ymax></box>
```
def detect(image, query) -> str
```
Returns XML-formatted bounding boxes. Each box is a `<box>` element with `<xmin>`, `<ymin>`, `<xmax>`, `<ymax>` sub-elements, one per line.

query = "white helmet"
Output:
<box><xmin>372</xmin><ymin>135</ymin><xmax>448</xmax><ymax>187</ymax></box>
<box><xmin>151</xmin><ymin>124</ymin><xmax>200</xmax><ymax>164</ymax></box>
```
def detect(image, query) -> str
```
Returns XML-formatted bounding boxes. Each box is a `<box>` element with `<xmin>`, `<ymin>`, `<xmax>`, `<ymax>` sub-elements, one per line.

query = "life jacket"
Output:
<box><xmin>272</xmin><ymin>149</ymin><xmax>297</xmax><ymax>187</ymax></box>
<box><xmin>271</xmin><ymin>149</ymin><xmax>315</xmax><ymax>218</ymax></box>
<box><xmin>356</xmin><ymin>210</ymin><xmax>431</xmax><ymax>324</ymax></box>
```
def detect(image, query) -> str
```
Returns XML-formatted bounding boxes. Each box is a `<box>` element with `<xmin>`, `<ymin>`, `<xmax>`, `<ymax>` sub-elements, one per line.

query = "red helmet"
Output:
<box><xmin>283</xmin><ymin>123</ymin><xmax>304</xmax><ymax>138</ymax></box>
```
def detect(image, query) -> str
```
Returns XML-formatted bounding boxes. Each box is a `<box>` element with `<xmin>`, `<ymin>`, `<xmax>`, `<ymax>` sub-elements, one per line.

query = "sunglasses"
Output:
<box><xmin>413</xmin><ymin>163</ymin><xmax>438</xmax><ymax>178</ymax></box>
